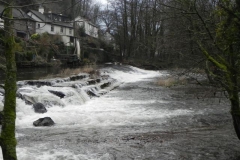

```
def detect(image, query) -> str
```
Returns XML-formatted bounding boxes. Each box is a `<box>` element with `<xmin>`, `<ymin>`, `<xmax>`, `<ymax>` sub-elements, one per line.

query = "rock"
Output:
<box><xmin>33</xmin><ymin>103</ymin><xmax>47</xmax><ymax>113</ymax></box>
<box><xmin>16</xmin><ymin>91</ymin><xmax>23</xmax><ymax>99</ymax></box>
<box><xmin>87</xmin><ymin>90</ymin><xmax>99</xmax><ymax>97</ymax></box>
<box><xmin>48</xmin><ymin>90</ymin><xmax>65</xmax><ymax>99</ymax></box>
<box><xmin>88</xmin><ymin>79</ymin><xmax>98</xmax><ymax>85</ymax></box>
<box><xmin>70</xmin><ymin>74</ymin><xmax>88</xmax><ymax>81</ymax></box>
<box><xmin>0</xmin><ymin>112</ymin><xmax>3</xmax><ymax>125</ymax></box>
<box><xmin>25</xmin><ymin>80</ymin><xmax>52</xmax><ymax>87</ymax></box>
<box><xmin>100</xmin><ymin>82</ymin><xmax>111</xmax><ymax>89</ymax></box>
<box><xmin>22</xmin><ymin>95</ymin><xmax>36</xmax><ymax>105</ymax></box>
<box><xmin>0</xmin><ymin>101</ymin><xmax>3</xmax><ymax>112</ymax></box>
<box><xmin>0</xmin><ymin>88</ymin><xmax>5</xmax><ymax>95</ymax></box>
<box><xmin>33</xmin><ymin>117</ymin><xmax>55</xmax><ymax>127</ymax></box>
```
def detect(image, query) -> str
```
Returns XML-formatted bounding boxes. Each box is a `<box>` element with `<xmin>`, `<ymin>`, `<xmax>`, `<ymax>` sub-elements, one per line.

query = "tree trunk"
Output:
<box><xmin>0</xmin><ymin>4</ymin><xmax>17</xmax><ymax>160</ymax></box>
<box><xmin>228</xmin><ymin>65</ymin><xmax>240</xmax><ymax>139</ymax></box>
<box><xmin>231</xmin><ymin>95</ymin><xmax>240</xmax><ymax>140</ymax></box>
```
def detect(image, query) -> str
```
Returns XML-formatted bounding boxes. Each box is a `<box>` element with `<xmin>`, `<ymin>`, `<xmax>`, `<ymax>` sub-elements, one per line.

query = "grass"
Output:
<box><xmin>43</xmin><ymin>66</ymin><xmax>100</xmax><ymax>79</ymax></box>
<box><xmin>156</xmin><ymin>76</ymin><xmax>188</xmax><ymax>87</ymax></box>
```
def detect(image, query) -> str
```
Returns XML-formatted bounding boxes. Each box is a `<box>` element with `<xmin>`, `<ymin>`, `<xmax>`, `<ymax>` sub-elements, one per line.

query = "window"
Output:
<box><xmin>51</xmin><ymin>25</ymin><xmax>54</xmax><ymax>32</ymax></box>
<box><xmin>70</xmin><ymin>37</ymin><xmax>74</xmax><ymax>43</ymax></box>
<box><xmin>79</xmin><ymin>22</ymin><xmax>83</xmax><ymax>26</ymax></box>
<box><xmin>60</xmin><ymin>27</ymin><xmax>63</xmax><ymax>33</ymax></box>
<box><xmin>69</xmin><ymin>29</ymin><xmax>72</xmax><ymax>35</ymax></box>
<box><xmin>38</xmin><ymin>23</ymin><xmax>40</xmax><ymax>28</ymax></box>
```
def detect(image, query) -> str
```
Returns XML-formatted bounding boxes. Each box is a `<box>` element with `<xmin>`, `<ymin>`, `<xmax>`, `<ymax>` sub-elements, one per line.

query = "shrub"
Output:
<box><xmin>31</xmin><ymin>33</ymin><xmax>40</xmax><ymax>40</ymax></box>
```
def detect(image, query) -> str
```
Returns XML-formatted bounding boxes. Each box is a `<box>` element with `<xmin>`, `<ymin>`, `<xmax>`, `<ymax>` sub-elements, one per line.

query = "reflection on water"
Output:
<box><xmin>0</xmin><ymin>67</ymin><xmax>62</xmax><ymax>84</ymax></box>
<box><xmin>0</xmin><ymin>66</ymin><xmax>98</xmax><ymax>84</ymax></box>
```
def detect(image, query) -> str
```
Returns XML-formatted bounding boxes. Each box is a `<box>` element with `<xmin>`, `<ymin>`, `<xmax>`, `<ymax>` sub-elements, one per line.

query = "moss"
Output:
<box><xmin>1</xmin><ymin>4</ymin><xmax>17</xmax><ymax>160</ymax></box>
<box><xmin>197</xmin><ymin>41</ymin><xmax>227</xmax><ymax>72</ymax></box>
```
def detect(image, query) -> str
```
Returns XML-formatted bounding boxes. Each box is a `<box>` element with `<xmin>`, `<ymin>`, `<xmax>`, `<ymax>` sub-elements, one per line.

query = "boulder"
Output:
<box><xmin>33</xmin><ymin>117</ymin><xmax>55</xmax><ymax>127</ymax></box>
<box><xmin>33</xmin><ymin>103</ymin><xmax>47</xmax><ymax>113</ymax></box>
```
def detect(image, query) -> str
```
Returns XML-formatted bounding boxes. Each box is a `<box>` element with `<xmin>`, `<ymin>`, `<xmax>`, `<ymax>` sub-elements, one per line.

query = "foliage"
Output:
<box><xmin>78</xmin><ymin>26</ymin><xmax>86</xmax><ymax>37</ymax></box>
<box><xmin>31</xmin><ymin>33</ymin><xmax>40</xmax><ymax>40</ymax></box>
<box><xmin>99</xmin><ymin>39</ymin><xmax>114</xmax><ymax>53</ymax></box>
<box><xmin>82</xmin><ymin>58</ymin><xmax>91</xmax><ymax>65</ymax></box>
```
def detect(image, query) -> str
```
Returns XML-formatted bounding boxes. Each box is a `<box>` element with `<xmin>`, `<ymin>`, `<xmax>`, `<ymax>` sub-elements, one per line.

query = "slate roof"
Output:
<box><xmin>0</xmin><ymin>5</ymin><xmax>32</xmax><ymax>19</ymax></box>
<box><xmin>29</xmin><ymin>10</ymin><xmax>73</xmax><ymax>28</ymax></box>
<box><xmin>28</xmin><ymin>9</ymin><xmax>51</xmax><ymax>22</ymax></box>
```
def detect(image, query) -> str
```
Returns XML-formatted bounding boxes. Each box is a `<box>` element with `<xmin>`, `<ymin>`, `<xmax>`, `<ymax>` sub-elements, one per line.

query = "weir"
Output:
<box><xmin>16</xmin><ymin>72</ymin><xmax>120</xmax><ymax>107</ymax></box>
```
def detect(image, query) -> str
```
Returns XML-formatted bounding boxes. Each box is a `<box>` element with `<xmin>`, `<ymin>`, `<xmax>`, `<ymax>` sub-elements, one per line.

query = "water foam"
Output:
<box><xmin>0</xmin><ymin>65</ymin><xmax>193</xmax><ymax>160</ymax></box>
<box><xmin>14</xmin><ymin>65</ymin><xmax>164</xmax><ymax>128</ymax></box>
<box><xmin>101</xmin><ymin>65</ymin><xmax>161</xmax><ymax>83</ymax></box>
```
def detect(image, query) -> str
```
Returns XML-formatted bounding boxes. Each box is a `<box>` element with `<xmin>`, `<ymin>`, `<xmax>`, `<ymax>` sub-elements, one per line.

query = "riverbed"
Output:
<box><xmin>1</xmin><ymin>64</ymin><xmax>240</xmax><ymax>160</ymax></box>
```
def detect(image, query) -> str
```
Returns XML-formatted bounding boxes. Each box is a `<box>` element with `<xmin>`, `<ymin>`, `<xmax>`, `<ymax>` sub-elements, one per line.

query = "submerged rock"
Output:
<box><xmin>22</xmin><ymin>95</ymin><xmax>36</xmax><ymax>105</ymax></box>
<box><xmin>33</xmin><ymin>117</ymin><xmax>55</xmax><ymax>127</ymax></box>
<box><xmin>16</xmin><ymin>91</ymin><xmax>23</xmax><ymax>99</ymax></box>
<box><xmin>33</xmin><ymin>103</ymin><xmax>47</xmax><ymax>113</ymax></box>
<box><xmin>48</xmin><ymin>90</ymin><xmax>65</xmax><ymax>99</ymax></box>
<box><xmin>87</xmin><ymin>90</ymin><xmax>99</xmax><ymax>97</ymax></box>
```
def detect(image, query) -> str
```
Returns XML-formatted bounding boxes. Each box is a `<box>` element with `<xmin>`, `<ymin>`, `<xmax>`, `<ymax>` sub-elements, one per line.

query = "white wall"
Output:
<box><xmin>28</xmin><ymin>11</ymin><xmax>74</xmax><ymax>46</ymax></box>
<box><xmin>75</xmin><ymin>16</ymin><xmax>98</xmax><ymax>38</ymax></box>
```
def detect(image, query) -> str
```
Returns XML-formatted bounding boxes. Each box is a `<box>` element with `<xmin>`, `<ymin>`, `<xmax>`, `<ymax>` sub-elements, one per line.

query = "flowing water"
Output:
<box><xmin>0</xmin><ymin>64</ymin><xmax>240</xmax><ymax>160</ymax></box>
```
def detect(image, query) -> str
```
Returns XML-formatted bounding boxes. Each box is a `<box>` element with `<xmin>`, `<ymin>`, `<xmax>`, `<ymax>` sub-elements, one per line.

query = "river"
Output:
<box><xmin>0</xmin><ymin>64</ymin><xmax>240</xmax><ymax>160</ymax></box>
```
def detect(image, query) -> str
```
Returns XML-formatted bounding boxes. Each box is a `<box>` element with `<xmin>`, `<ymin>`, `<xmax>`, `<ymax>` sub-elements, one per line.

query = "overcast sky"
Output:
<box><xmin>95</xmin><ymin>0</ymin><xmax>107</xmax><ymax>5</ymax></box>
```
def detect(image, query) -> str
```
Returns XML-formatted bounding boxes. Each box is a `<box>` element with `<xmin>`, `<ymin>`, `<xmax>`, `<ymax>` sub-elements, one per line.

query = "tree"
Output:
<box><xmin>0</xmin><ymin>0</ymin><xmax>17</xmax><ymax>159</ymax></box>
<box><xmin>0</xmin><ymin>1</ymin><xmax>64</xmax><ymax>159</ymax></box>
<box><xmin>101</xmin><ymin>0</ymin><xmax>166</xmax><ymax>62</ymax></box>
<box><xmin>102</xmin><ymin>0</ymin><xmax>240</xmax><ymax>138</ymax></box>
<box><xmin>195</xmin><ymin>0</ymin><xmax>240</xmax><ymax>138</ymax></box>
<box><xmin>158</xmin><ymin>0</ymin><xmax>240</xmax><ymax>138</ymax></box>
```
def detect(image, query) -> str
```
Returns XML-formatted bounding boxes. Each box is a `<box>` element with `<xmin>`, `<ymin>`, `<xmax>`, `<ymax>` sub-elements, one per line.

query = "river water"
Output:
<box><xmin>0</xmin><ymin>64</ymin><xmax>240</xmax><ymax>160</ymax></box>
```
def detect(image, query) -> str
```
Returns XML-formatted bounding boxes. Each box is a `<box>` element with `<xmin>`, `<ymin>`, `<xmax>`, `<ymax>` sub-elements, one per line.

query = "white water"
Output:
<box><xmin>0</xmin><ymin>65</ymin><xmax>193</xmax><ymax>160</ymax></box>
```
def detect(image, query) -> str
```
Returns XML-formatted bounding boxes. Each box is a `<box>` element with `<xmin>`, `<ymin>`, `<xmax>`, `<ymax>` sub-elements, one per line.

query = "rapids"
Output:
<box><xmin>0</xmin><ymin>64</ymin><xmax>240</xmax><ymax>160</ymax></box>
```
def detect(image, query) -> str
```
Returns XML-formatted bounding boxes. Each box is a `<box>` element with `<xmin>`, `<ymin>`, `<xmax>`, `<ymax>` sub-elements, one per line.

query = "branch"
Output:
<box><xmin>193</xmin><ymin>0</ymin><xmax>214</xmax><ymax>41</ymax></box>
<box><xmin>10</xmin><ymin>0</ymin><xmax>64</xmax><ymax>9</ymax></box>
<box><xmin>0</xmin><ymin>1</ymin><xmax>9</xmax><ymax>6</ymax></box>
<box><xmin>197</xmin><ymin>41</ymin><xmax>227</xmax><ymax>72</ymax></box>
<box><xmin>218</xmin><ymin>4</ymin><xmax>240</xmax><ymax>22</ymax></box>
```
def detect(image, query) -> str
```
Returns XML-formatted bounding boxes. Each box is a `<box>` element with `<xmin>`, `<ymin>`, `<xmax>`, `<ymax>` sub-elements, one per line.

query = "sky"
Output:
<box><xmin>95</xmin><ymin>0</ymin><xmax>108</xmax><ymax>5</ymax></box>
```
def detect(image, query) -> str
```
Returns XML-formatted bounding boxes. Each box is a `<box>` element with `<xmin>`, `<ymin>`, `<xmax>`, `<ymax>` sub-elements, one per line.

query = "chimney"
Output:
<box><xmin>39</xmin><ymin>5</ymin><xmax>44</xmax><ymax>14</ymax></box>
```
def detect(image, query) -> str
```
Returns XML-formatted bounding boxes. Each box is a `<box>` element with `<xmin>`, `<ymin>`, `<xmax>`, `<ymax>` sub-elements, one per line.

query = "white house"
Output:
<box><xmin>75</xmin><ymin>16</ymin><xmax>98</xmax><ymax>38</ymax></box>
<box><xmin>27</xmin><ymin>8</ymin><xmax>75</xmax><ymax>46</ymax></box>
